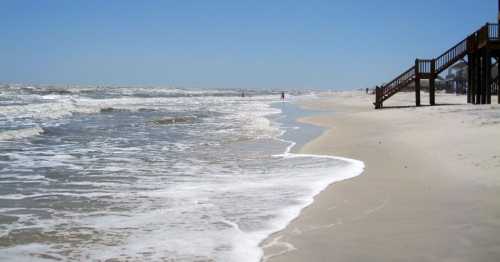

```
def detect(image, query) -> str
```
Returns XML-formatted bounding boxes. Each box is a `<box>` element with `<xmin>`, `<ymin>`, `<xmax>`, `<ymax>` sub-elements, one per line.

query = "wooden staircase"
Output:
<box><xmin>375</xmin><ymin>66</ymin><xmax>415</xmax><ymax>105</ymax></box>
<box><xmin>375</xmin><ymin>23</ymin><xmax>500</xmax><ymax>109</ymax></box>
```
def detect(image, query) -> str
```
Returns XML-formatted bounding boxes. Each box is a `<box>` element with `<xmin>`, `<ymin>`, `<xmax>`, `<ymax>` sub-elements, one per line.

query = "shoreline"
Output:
<box><xmin>262</xmin><ymin>91</ymin><xmax>500</xmax><ymax>261</ymax></box>
<box><xmin>255</xmin><ymin>100</ymin><xmax>364</xmax><ymax>262</ymax></box>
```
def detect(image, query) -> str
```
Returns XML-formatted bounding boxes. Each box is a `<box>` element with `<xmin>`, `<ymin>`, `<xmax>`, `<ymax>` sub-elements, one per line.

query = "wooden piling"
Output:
<box><xmin>486</xmin><ymin>49</ymin><xmax>492</xmax><ymax>104</ymax></box>
<box><xmin>430</xmin><ymin>59</ymin><xmax>436</xmax><ymax>105</ymax></box>
<box><xmin>481</xmin><ymin>50</ymin><xmax>488</xmax><ymax>104</ymax></box>
<box><xmin>467</xmin><ymin>54</ymin><xmax>473</xmax><ymax>103</ymax></box>
<box><xmin>476</xmin><ymin>53</ymin><xmax>483</xmax><ymax>104</ymax></box>
<box><xmin>415</xmin><ymin>59</ymin><xmax>421</xmax><ymax>106</ymax></box>
<box><xmin>375</xmin><ymin>86</ymin><xmax>383</xmax><ymax>109</ymax></box>
<box><xmin>498</xmin><ymin>56</ymin><xmax>500</xmax><ymax>104</ymax></box>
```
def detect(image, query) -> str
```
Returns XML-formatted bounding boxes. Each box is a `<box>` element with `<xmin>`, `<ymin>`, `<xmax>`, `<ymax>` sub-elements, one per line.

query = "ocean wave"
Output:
<box><xmin>99</xmin><ymin>107</ymin><xmax>133</xmax><ymax>113</ymax></box>
<box><xmin>0</xmin><ymin>127</ymin><xmax>44</xmax><ymax>141</ymax></box>
<box><xmin>3</xmin><ymin>85</ymin><xmax>286</xmax><ymax>98</ymax></box>
<box><xmin>0</xmin><ymin>100</ymin><xmax>94</xmax><ymax>120</ymax></box>
<box><xmin>150</xmin><ymin>116</ymin><xmax>196</xmax><ymax>125</ymax></box>
<box><xmin>0</xmin><ymin>95</ymin><xmax>284</xmax><ymax>143</ymax></box>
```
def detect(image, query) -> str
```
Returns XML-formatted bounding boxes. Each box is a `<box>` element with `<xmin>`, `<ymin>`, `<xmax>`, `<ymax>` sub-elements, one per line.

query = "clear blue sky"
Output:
<box><xmin>0</xmin><ymin>0</ymin><xmax>495</xmax><ymax>89</ymax></box>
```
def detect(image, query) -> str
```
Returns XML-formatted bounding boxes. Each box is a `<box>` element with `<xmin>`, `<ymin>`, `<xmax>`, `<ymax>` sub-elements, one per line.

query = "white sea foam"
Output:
<box><xmin>234</xmin><ymin>142</ymin><xmax>365</xmax><ymax>262</ymax></box>
<box><xmin>0</xmin><ymin>126</ymin><xmax>44</xmax><ymax>141</ymax></box>
<box><xmin>54</xmin><ymin>142</ymin><xmax>364</xmax><ymax>262</ymax></box>
<box><xmin>0</xmin><ymin>192</ymin><xmax>116</xmax><ymax>200</ymax></box>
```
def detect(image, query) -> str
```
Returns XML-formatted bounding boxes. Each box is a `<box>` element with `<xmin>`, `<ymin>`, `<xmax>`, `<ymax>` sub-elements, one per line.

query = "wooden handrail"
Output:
<box><xmin>417</xmin><ymin>59</ymin><xmax>433</xmax><ymax>74</ymax></box>
<box><xmin>434</xmin><ymin>39</ymin><xmax>467</xmax><ymax>74</ymax></box>
<box><xmin>382</xmin><ymin>66</ymin><xmax>415</xmax><ymax>92</ymax></box>
<box><xmin>489</xmin><ymin>23</ymin><xmax>499</xmax><ymax>39</ymax></box>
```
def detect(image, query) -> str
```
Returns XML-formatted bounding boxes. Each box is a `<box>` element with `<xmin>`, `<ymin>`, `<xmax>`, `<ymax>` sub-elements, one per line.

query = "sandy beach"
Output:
<box><xmin>262</xmin><ymin>91</ymin><xmax>500</xmax><ymax>261</ymax></box>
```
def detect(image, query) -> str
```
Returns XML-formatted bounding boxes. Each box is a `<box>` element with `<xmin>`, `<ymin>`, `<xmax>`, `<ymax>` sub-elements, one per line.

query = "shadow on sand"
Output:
<box><xmin>377</xmin><ymin>103</ymin><xmax>466</xmax><ymax>110</ymax></box>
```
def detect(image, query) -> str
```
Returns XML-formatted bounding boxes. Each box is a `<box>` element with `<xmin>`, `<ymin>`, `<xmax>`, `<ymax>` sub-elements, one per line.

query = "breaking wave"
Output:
<box><xmin>0</xmin><ymin>126</ymin><xmax>44</xmax><ymax>141</ymax></box>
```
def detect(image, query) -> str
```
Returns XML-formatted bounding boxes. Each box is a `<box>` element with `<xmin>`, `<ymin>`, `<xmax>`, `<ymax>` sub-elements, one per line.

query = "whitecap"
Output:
<box><xmin>0</xmin><ymin>126</ymin><xmax>44</xmax><ymax>141</ymax></box>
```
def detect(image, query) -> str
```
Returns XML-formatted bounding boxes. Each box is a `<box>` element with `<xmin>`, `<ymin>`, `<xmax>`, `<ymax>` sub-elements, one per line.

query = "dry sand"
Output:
<box><xmin>261</xmin><ymin>91</ymin><xmax>500</xmax><ymax>262</ymax></box>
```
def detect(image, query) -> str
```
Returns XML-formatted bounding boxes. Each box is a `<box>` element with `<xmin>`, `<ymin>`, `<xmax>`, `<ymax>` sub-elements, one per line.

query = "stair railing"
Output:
<box><xmin>488</xmin><ymin>23</ymin><xmax>499</xmax><ymax>40</ymax></box>
<box><xmin>434</xmin><ymin>39</ymin><xmax>467</xmax><ymax>74</ymax></box>
<box><xmin>417</xmin><ymin>59</ymin><xmax>433</xmax><ymax>76</ymax></box>
<box><xmin>382</xmin><ymin>66</ymin><xmax>416</xmax><ymax>97</ymax></box>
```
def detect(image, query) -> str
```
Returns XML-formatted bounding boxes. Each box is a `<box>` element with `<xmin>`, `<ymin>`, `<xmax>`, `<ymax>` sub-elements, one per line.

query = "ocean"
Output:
<box><xmin>0</xmin><ymin>85</ymin><xmax>364</xmax><ymax>262</ymax></box>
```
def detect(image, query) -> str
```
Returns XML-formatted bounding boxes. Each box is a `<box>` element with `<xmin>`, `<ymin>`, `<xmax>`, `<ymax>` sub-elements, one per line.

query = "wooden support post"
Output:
<box><xmin>375</xmin><ymin>86</ymin><xmax>382</xmax><ymax>109</ymax></box>
<box><xmin>477</xmin><ymin>56</ymin><xmax>481</xmax><ymax>105</ymax></box>
<box><xmin>429</xmin><ymin>77</ymin><xmax>435</xmax><ymax>106</ymax></box>
<box><xmin>478</xmin><ymin>54</ymin><xmax>482</xmax><ymax>104</ymax></box>
<box><xmin>498</xmin><ymin>0</ymin><xmax>500</xmax><ymax>25</ymax></box>
<box><xmin>498</xmin><ymin>56</ymin><xmax>500</xmax><ymax>104</ymax></box>
<box><xmin>415</xmin><ymin>59</ymin><xmax>421</xmax><ymax>107</ymax></box>
<box><xmin>471</xmin><ymin>53</ymin><xmax>478</xmax><ymax>104</ymax></box>
<box><xmin>467</xmin><ymin>54</ymin><xmax>473</xmax><ymax>103</ymax></box>
<box><xmin>430</xmin><ymin>59</ymin><xmax>436</xmax><ymax>106</ymax></box>
<box><xmin>486</xmin><ymin>50</ymin><xmax>492</xmax><ymax>104</ymax></box>
<box><xmin>480</xmin><ymin>49</ymin><xmax>489</xmax><ymax>104</ymax></box>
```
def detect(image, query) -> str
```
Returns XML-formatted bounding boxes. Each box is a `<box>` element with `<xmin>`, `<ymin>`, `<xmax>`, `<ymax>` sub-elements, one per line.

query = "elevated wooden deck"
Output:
<box><xmin>375</xmin><ymin>23</ymin><xmax>500</xmax><ymax>109</ymax></box>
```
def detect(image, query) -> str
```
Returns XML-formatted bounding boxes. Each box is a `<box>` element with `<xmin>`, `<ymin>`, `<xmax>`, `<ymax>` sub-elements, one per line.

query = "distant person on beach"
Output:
<box><xmin>241</xmin><ymin>91</ymin><xmax>245</xmax><ymax>98</ymax></box>
<box><xmin>366</xmin><ymin>88</ymin><xmax>369</xmax><ymax>94</ymax></box>
<box><xmin>281</xmin><ymin>91</ymin><xmax>285</xmax><ymax>100</ymax></box>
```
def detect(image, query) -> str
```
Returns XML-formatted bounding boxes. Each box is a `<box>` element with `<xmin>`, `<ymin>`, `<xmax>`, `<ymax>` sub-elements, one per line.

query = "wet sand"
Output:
<box><xmin>262</xmin><ymin>91</ymin><xmax>500</xmax><ymax>262</ymax></box>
